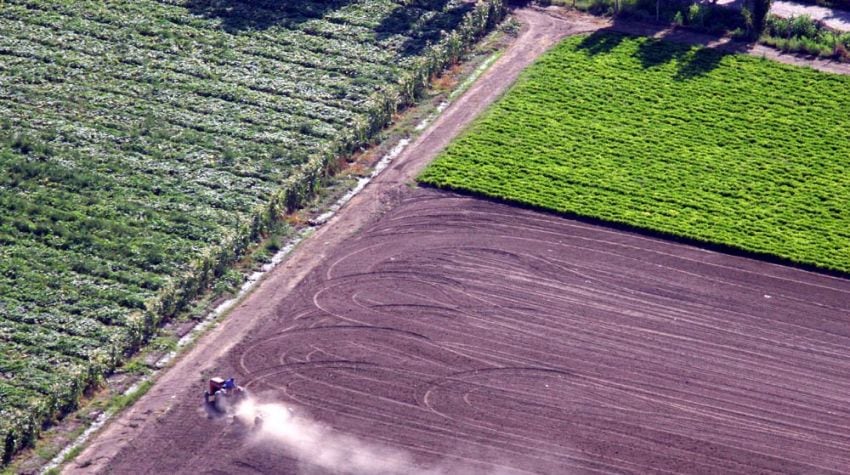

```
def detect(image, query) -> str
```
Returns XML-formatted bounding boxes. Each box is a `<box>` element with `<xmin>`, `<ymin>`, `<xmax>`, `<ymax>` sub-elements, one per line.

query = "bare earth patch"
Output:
<box><xmin>84</xmin><ymin>188</ymin><xmax>850</xmax><ymax>474</ymax></box>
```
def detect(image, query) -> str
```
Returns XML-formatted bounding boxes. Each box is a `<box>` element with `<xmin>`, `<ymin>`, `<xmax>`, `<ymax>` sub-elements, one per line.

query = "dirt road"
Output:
<box><xmin>65</xmin><ymin>8</ymin><xmax>596</xmax><ymax>474</ymax></box>
<box><xmin>66</xmin><ymin>7</ymin><xmax>850</xmax><ymax>475</ymax></box>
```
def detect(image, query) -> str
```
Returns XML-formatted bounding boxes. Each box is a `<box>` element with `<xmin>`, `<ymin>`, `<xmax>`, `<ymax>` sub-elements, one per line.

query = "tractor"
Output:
<box><xmin>204</xmin><ymin>376</ymin><xmax>246</xmax><ymax>413</ymax></box>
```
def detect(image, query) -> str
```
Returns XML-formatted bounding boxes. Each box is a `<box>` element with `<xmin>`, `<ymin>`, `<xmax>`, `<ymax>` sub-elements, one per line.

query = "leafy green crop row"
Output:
<box><xmin>0</xmin><ymin>0</ymin><xmax>506</xmax><ymax>462</ymax></box>
<box><xmin>420</xmin><ymin>32</ymin><xmax>850</xmax><ymax>273</ymax></box>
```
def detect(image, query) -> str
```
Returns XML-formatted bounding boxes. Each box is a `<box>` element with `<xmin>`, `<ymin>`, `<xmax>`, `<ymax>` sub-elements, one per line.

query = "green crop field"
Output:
<box><xmin>420</xmin><ymin>32</ymin><xmax>850</xmax><ymax>273</ymax></box>
<box><xmin>0</xmin><ymin>0</ymin><xmax>505</xmax><ymax>461</ymax></box>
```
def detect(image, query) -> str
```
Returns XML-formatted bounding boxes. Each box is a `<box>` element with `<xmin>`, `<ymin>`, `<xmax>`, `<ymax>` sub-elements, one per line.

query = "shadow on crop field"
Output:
<box><xmin>576</xmin><ymin>19</ymin><xmax>754</xmax><ymax>80</ymax></box>
<box><xmin>375</xmin><ymin>0</ymin><xmax>476</xmax><ymax>56</ymax></box>
<box><xmin>575</xmin><ymin>29</ymin><xmax>630</xmax><ymax>55</ymax></box>
<box><xmin>185</xmin><ymin>0</ymin><xmax>476</xmax><ymax>58</ymax></box>
<box><xmin>671</xmin><ymin>46</ymin><xmax>725</xmax><ymax>79</ymax></box>
<box><xmin>184</xmin><ymin>0</ymin><xmax>357</xmax><ymax>31</ymax></box>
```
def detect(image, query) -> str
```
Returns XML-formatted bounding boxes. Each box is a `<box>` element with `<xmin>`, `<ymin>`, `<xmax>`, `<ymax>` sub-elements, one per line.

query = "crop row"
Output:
<box><xmin>420</xmin><ymin>32</ymin><xmax>850</xmax><ymax>274</ymax></box>
<box><xmin>0</xmin><ymin>0</ymin><xmax>506</xmax><ymax>462</ymax></box>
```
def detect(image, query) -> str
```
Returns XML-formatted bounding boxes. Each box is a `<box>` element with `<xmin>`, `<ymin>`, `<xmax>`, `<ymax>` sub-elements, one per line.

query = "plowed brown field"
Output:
<box><xmin>92</xmin><ymin>189</ymin><xmax>850</xmax><ymax>474</ymax></box>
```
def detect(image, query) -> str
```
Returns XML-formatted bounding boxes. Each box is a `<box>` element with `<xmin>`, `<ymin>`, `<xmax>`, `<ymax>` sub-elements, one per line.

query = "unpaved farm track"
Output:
<box><xmin>66</xmin><ymin>8</ymin><xmax>850</xmax><ymax>475</ymax></box>
<box><xmin>65</xmin><ymin>8</ymin><xmax>593</xmax><ymax>474</ymax></box>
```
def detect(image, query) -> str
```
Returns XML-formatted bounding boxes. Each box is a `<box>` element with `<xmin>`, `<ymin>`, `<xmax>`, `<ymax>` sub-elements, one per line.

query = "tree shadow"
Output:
<box><xmin>576</xmin><ymin>17</ymin><xmax>754</xmax><ymax>80</ymax></box>
<box><xmin>184</xmin><ymin>0</ymin><xmax>358</xmax><ymax>32</ymax></box>
<box><xmin>575</xmin><ymin>29</ymin><xmax>630</xmax><ymax>55</ymax></box>
<box><xmin>635</xmin><ymin>36</ymin><xmax>690</xmax><ymax>69</ymax></box>
<box><xmin>184</xmin><ymin>0</ymin><xmax>477</xmax><ymax>60</ymax></box>
<box><xmin>672</xmin><ymin>45</ymin><xmax>725</xmax><ymax>79</ymax></box>
<box><xmin>375</xmin><ymin>0</ymin><xmax>476</xmax><ymax>57</ymax></box>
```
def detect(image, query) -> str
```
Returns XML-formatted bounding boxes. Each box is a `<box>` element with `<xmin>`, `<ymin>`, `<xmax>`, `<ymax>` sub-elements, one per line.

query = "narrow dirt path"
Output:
<box><xmin>65</xmin><ymin>7</ymin><xmax>849</xmax><ymax>474</ymax></box>
<box><xmin>64</xmin><ymin>8</ymin><xmax>592</xmax><ymax>474</ymax></box>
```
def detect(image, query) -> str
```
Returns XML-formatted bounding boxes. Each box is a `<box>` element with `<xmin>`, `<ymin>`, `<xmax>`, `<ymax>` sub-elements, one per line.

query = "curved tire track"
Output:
<box><xmin>65</xmin><ymin>8</ymin><xmax>592</xmax><ymax>474</ymax></box>
<box><xmin>88</xmin><ymin>188</ymin><xmax>850</xmax><ymax>474</ymax></box>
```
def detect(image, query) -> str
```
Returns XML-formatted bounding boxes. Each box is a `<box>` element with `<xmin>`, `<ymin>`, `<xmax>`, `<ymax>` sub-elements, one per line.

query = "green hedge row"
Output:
<box><xmin>0</xmin><ymin>0</ymin><xmax>506</xmax><ymax>464</ymax></box>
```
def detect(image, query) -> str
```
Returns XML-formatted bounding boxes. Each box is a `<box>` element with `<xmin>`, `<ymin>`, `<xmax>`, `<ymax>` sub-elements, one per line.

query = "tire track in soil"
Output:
<box><xmin>67</xmin><ymin>8</ymin><xmax>850</xmax><ymax>475</ymax></box>
<box><xmin>85</xmin><ymin>188</ymin><xmax>850</xmax><ymax>474</ymax></box>
<box><xmin>65</xmin><ymin>8</ymin><xmax>595</xmax><ymax>474</ymax></box>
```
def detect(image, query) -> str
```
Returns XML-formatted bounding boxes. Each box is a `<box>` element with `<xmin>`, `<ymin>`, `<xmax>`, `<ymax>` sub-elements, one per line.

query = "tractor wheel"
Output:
<box><xmin>214</xmin><ymin>391</ymin><xmax>228</xmax><ymax>413</ymax></box>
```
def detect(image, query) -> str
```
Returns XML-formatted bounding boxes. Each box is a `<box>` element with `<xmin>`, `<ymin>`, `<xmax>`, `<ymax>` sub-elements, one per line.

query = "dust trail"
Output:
<box><xmin>236</xmin><ymin>398</ymin><xmax>443</xmax><ymax>475</ymax></box>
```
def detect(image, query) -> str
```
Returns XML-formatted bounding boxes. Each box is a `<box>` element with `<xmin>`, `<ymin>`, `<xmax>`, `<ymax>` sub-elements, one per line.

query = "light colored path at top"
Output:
<box><xmin>717</xmin><ymin>0</ymin><xmax>850</xmax><ymax>32</ymax></box>
<box><xmin>773</xmin><ymin>0</ymin><xmax>850</xmax><ymax>32</ymax></box>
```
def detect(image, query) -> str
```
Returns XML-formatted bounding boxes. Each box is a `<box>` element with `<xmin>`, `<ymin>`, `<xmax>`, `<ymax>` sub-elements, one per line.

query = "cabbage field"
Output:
<box><xmin>0</xmin><ymin>0</ymin><xmax>505</xmax><ymax>461</ymax></box>
<box><xmin>420</xmin><ymin>32</ymin><xmax>850</xmax><ymax>274</ymax></box>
